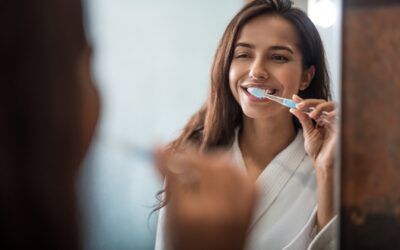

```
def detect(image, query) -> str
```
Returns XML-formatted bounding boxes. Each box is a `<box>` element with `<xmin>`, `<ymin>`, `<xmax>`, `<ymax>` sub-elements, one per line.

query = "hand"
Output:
<box><xmin>290</xmin><ymin>94</ymin><xmax>338</xmax><ymax>175</ymax></box>
<box><xmin>155</xmin><ymin>148</ymin><xmax>257</xmax><ymax>250</ymax></box>
<box><xmin>289</xmin><ymin>94</ymin><xmax>339</xmax><ymax>230</ymax></box>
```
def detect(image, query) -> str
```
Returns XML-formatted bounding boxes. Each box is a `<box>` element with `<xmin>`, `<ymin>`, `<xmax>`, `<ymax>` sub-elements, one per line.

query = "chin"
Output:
<box><xmin>241</xmin><ymin>107</ymin><xmax>271</xmax><ymax>120</ymax></box>
<box><xmin>241</xmin><ymin>103</ymin><xmax>289</xmax><ymax>121</ymax></box>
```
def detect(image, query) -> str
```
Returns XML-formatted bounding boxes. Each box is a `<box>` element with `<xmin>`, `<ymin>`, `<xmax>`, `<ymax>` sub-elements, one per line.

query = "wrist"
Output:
<box><xmin>314</xmin><ymin>161</ymin><xmax>334</xmax><ymax>180</ymax></box>
<box><xmin>315</xmin><ymin>164</ymin><xmax>335</xmax><ymax>231</ymax></box>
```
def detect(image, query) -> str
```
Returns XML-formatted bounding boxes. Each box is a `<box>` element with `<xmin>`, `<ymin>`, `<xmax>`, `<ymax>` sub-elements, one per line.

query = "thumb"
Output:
<box><xmin>154</xmin><ymin>149</ymin><xmax>182</xmax><ymax>195</ymax></box>
<box><xmin>292</xmin><ymin>94</ymin><xmax>303</xmax><ymax>102</ymax></box>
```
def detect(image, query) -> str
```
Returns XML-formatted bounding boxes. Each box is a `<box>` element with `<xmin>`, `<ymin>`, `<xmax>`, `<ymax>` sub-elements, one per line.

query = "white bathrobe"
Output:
<box><xmin>155</xmin><ymin>130</ymin><xmax>337</xmax><ymax>250</ymax></box>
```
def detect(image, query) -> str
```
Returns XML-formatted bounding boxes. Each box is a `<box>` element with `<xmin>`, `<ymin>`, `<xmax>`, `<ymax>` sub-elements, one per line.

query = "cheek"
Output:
<box><xmin>228</xmin><ymin>64</ymin><xmax>242</xmax><ymax>100</ymax></box>
<box><xmin>278</xmin><ymin>67</ymin><xmax>304</xmax><ymax>93</ymax></box>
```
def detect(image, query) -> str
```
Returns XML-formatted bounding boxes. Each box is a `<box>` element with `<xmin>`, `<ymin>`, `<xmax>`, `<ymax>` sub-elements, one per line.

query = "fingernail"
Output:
<box><xmin>293</xmin><ymin>94</ymin><xmax>302</xmax><ymax>99</ymax></box>
<box><xmin>309</xmin><ymin>111</ymin><xmax>317</xmax><ymax>119</ymax></box>
<box><xmin>296</xmin><ymin>103</ymin><xmax>304</xmax><ymax>109</ymax></box>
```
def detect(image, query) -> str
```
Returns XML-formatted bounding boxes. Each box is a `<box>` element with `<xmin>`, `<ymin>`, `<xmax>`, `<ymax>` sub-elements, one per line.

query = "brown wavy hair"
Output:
<box><xmin>167</xmin><ymin>0</ymin><xmax>331</xmax><ymax>153</ymax></box>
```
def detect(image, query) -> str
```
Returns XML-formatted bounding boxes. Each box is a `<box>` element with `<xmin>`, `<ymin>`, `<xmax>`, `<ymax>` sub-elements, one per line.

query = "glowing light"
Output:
<box><xmin>309</xmin><ymin>0</ymin><xmax>337</xmax><ymax>28</ymax></box>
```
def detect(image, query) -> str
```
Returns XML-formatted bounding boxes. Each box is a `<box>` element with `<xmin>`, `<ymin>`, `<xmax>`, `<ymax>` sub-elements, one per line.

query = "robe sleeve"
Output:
<box><xmin>307</xmin><ymin>215</ymin><xmax>338</xmax><ymax>250</ymax></box>
<box><xmin>283</xmin><ymin>207</ymin><xmax>338</xmax><ymax>250</ymax></box>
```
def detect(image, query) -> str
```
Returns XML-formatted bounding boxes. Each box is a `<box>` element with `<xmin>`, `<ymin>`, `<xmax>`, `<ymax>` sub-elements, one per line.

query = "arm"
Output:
<box><xmin>290</xmin><ymin>95</ymin><xmax>338</xmax><ymax>230</ymax></box>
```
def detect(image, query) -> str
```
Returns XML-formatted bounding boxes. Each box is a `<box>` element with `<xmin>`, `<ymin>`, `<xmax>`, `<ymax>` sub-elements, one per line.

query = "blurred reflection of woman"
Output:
<box><xmin>156</xmin><ymin>0</ymin><xmax>338</xmax><ymax>249</ymax></box>
<box><xmin>0</xmin><ymin>0</ymin><xmax>100</xmax><ymax>249</ymax></box>
<box><xmin>0</xmin><ymin>1</ymin><xmax>256</xmax><ymax>250</ymax></box>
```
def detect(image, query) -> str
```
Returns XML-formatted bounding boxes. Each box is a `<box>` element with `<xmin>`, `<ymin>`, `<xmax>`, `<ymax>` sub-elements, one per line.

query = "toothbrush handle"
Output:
<box><xmin>284</xmin><ymin>98</ymin><xmax>333</xmax><ymax>119</ymax></box>
<box><xmin>284</xmin><ymin>99</ymin><xmax>330</xmax><ymax>117</ymax></box>
<box><xmin>283</xmin><ymin>99</ymin><xmax>297</xmax><ymax>109</ymax></box>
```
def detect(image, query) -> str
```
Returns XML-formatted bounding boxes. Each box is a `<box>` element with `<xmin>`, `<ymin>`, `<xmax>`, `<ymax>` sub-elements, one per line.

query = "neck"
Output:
<box><xmin>239</xmin><ymin>112</ymin><xmax>297</xmax><ymax>180</ymax></box>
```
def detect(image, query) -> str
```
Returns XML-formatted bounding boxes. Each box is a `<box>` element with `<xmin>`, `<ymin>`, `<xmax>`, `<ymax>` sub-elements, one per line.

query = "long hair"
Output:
<box><xmin>0</xmin><ymin>0</ymin><xmax>87</xmax><ymax>249</ymax></box>
<box><xmin>168</xmin><ymin>0</ymin><xmax>331</xmax><ymax>153</ymax></box>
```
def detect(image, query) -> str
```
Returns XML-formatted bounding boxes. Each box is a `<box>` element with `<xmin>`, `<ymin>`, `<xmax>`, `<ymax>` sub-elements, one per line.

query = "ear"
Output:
<box><xmin>299</xmin><ymin>65</ymin><xmax>315</xmax><ymax>91</ymax></box>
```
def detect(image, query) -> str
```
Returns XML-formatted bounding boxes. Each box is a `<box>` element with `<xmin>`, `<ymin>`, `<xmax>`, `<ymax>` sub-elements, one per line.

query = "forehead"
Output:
<box><xmin>236</xmin><ymin>14</ymin><xmax>300</xmax><ymax>49</ymax></box>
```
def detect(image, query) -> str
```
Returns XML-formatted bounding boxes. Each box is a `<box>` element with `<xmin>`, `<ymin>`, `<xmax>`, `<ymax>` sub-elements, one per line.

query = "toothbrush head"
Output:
<box><xmin>247</xmin><ymin>87</ymin><xmax>266</xmax><ymax>99</ymax></box>
<box><xmin>247</xmin><ymin>87</ymin><xmax>298</xmax><ymax>109</ymax></box>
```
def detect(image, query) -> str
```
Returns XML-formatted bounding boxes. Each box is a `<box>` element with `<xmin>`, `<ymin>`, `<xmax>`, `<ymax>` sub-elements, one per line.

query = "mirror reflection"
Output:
<box><xmin>0</xmin><ymin>0</ymin><xmax>342</xmax><ymax>249</ymax></box>
<box><xmin>81</xmin><ymin>0</ymin><xmax>342</xmax><ymax>249</ymax></box>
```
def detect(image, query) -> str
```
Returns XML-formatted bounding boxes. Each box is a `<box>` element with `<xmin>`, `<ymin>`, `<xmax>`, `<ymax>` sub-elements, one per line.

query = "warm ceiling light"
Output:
<box><xmin>309</xmin><ymin>0</ymin><xmax>337</xmax><ymax>28</ymax></box>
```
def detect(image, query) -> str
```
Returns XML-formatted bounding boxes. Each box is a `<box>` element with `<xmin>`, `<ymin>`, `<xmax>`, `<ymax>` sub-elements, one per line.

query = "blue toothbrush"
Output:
<box><xmin>247</xmin><ymin>87</ymin><xmax>297</xmax><ymax>109</ymax></box>
<box><xmin>247</xmin><ymin>87</ymin><xmax>336</xmax><ymax>125</ymax></box>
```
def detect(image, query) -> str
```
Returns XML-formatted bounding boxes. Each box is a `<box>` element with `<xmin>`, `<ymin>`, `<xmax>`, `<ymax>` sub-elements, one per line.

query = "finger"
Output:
<box><xmin>315</xmin><ymin>117</ymin><xmax>327</xmax><ymax>127</ymax></box>
<box><xmin>292</xmin><ymin>94</ymin><xmax>303</xmax><ymax>103</ymax></box>
<box><xmin>156</xmin><ymin>150</ymin><xmax>199</xmax><ymax>200</ymax></box>
<box><xmin>297</xmin><ymin>98</ymin><xmax>326</xmax><ymax>106</ymax></box>
<box><xmin>177</xmin><ymin>145</ymin><xmax>207</xmax><ymax>171</ymax></box>
<box><xmin>154</xmin><ymin>150</ymin><xmax>181</xmax><ymax>201</ymax></box>
<box><xmin>319</xmin><ymin>111</ymin><xmax>339</xmax><ymax>128</ymax></box>
<box><xmin>296</xmin><ymin>99</ymin><xmax>325</xmax><ymax>112</ymax></box>
<box><xmin>170</xmin><ymin>154</ymin><xmax>202</xmax><ymax>188</ymax></box>
<box><xmin>290</xmin><ymin>108</ymin><xmax>314</xmax><ymax>135</ymax></box>
<box><xmin>329</xmin><ymin>109</ymin><xmax>338</xmax><ymax>117</ymax></box>
<box><xmin>323</xmin><ymin>109</ymin><xmax>339</xmax><ymax>120</ymax></box>
<box><xmin>309</xmin><ymin>101</ymin><xmax>336</xmax><ymax>119</ymax></box>
<box><xmin>157</xmin><ymin>148</ymin><xmax>194</xmax><ymax>177</ymax></box>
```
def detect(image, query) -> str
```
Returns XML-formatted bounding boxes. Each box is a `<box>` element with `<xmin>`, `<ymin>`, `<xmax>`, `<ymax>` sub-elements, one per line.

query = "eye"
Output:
<box><xmin>234</xmin><ymin>52</ymin><xmax>251</xmax><ymax>59</ymax></box>
<box><xmin>271</xmin><ymin>54</ymin><xmax>288</xmax><ymax>62</ymax></box>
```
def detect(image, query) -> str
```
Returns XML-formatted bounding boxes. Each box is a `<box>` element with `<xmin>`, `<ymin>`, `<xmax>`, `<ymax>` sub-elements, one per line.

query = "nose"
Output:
<box><xmin>249</xmin><ymin>58</ymin><xmax>268</xmax><ymax>80</ymax></box>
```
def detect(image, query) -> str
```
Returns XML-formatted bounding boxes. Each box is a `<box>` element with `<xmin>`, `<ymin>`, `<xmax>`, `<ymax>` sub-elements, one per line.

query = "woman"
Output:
<box><xmin>156</xmin><ymin>0</ymin><xmax>338</xmax><ymax>249</ymax></box>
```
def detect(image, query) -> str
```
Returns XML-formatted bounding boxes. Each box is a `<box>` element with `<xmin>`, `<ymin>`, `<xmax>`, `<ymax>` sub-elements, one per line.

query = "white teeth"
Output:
<box><xmin>245</xmin><ymin>86</ymin><xmax>277</xmax><ymax>97</ymax></box>
<box><xmin>266</xmin><ymin>88</ymin><xmax>274</xmax><ymax>94</ymax></box>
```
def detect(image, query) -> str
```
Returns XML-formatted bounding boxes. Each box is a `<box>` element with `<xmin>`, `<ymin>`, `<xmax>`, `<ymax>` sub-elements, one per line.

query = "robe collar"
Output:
<box><xmin>231</xmin><ymin>129</ymin><xmax>307</xmax><ymax>229</ymax></box>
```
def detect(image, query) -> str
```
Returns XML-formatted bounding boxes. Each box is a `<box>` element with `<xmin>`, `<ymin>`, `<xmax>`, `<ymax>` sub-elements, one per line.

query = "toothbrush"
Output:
<box><xmin>100</xmin><ymin>136</ymin><xmax>154</xmax><ymax>162</ymax></box>
<box><xmin>247</xmin><ymin>87</ymin><xmax>334</xmax><ymax>124</ymax></box>
<box><xmin>247</xmin><ymin>87</ymin><xmax>298</xmax><ymax>109</ymax></box>
<box><xmin>101</xmin><ymin>137</ymin><xmax>202</xmax><ymax>182</ymax></box>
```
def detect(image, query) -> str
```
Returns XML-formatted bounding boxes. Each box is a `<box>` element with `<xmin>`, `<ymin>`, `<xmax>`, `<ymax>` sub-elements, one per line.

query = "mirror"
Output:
<box><xmin>79</xmin><ymin>0</ymin><xmax>342</xmax><ymax>249</ymax></box>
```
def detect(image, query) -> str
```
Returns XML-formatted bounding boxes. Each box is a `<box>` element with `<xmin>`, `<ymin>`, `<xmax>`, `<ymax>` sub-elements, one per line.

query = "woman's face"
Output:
<box><xmin>229</xmin><ymin>14</ymin><xmax>314</xmax><ymax>120</ymax></box>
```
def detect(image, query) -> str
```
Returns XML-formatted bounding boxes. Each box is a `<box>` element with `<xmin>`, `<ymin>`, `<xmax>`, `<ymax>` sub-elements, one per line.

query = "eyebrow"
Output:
<box><xmin>270</xmin><ymin>45</ymin><xmax>294</xmax><ymax>54</ymax></box>
<box><xmin>235</xmin><ymin>42</ymin><xmax>255</xmax><ymax>49</ymax></box>
<box><xmin>234</xmin><ymin>43</ymin><xmax>294</xmax><ymax>54</ymax></box>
